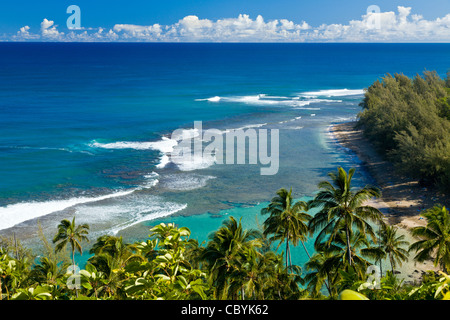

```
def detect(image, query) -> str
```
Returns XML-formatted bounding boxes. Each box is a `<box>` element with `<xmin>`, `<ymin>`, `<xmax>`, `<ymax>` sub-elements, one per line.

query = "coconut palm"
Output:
<box><xmin>326</xmin><ymin>231</ymin><xmax>384</xmax><ymax>277</ymax></box>
<box><xmin>250</xmin><ymin>250</ymin><xmax>283</xmax><ymax>299</ymax></box>
<box><xmin>86</xmin><ymin>254</ymin><xmax>125</xmax><ymax>298</ymax></box>
<box><xmin>308</xmin><ymin>167</ymin><xmax>384</xmax><ymax>266</ymax></box>
<box><xmin>304</xmin><ymin>249</ymin><xmax>335</xmax><ymax>297</ymax></box>
<box><xmin>378</xmin><ymin>225</ymin><xmax>409</xmax><ymax>273</ymax></box>
<box><xmin>89</xmin><ymin>235</ymin><xmax>140</xmax><ymax>269</ymax></box>
<box><xmin>200</xmin><ymin>216</ymin><xmax>262</xmax><ymax>299</ymax></box>
<box><xmin>53</xmin><ymin>217</ymin><xmax>89</xmax><ymax>268</ymax></box>
<box><xmin>88</xmin><ymin>235</ymin><xmax>146</xmax><ymax>298</ymax></box>
<box><xmin>228</xmin><ymin>245</ymin><xmax>261</xmax><ymax>300</ymax></box>
<box><xmin>306</xmin><ymin>232</ymin><xmax>381</xmax><ymax>298</ymax></box>
<box><xmin>269</xmin><ymin>264</ymin><xmax>304</xmax><ymax>300</ymax></box>
<box><xmin>409</xmin><ymin>205</ymin><xmax>450</xmax><ymax>272</ymax></box>
<box><xmin>261</xmin><ymin>188</ymin><xmax>312</xmax><ymax>268</ymax></box>
<box><xmin>29</xmin><ymin>256</ymin><xmax>70</xmax><ymax>286</ymax></box>
<box><xmin>52</xmin><ymin>217</ymin><xmax>89</xmax><ymax>296</ymax></box>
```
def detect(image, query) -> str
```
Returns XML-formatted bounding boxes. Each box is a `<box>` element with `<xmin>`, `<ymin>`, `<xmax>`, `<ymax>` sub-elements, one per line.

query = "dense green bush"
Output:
<box><xmin>358</xmin><ymin>71</ymin><xmax>450</xmax><ymax>192</ymax></box>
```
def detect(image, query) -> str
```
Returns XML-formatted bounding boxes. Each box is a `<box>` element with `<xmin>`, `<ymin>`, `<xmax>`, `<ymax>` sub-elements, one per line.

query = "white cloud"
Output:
<box><xmin>20</xmin><ymin>26</ymin><xmax>30</xmax><ymax>33</ymax></box>
<box><xmin>10</xmin><ymin>7</ymin><xmax>450</xmax><ymax>42</ymax></box>
<box><xmin>40</xmin><ymin>18</ymin><xmax>64</xmax><ymax>40</ymax></box>
<box><xmin>112</xmin><ymin>23</ymin><xmax>162</xmax><ymax>40</ymax></box>
<box><xmin>12</xmin><ymin>25</ymin><xmax>39</xmax><ymax>41</ymax></box>
<box><xmin>40</xmin><ymin>18</ymin><xmax>54</xmax><ymax>31</ymax></box>
<box><xmin>158</xmin><ymin>14</ymin><xmax>312</xmax><ymax>41</ymax></box>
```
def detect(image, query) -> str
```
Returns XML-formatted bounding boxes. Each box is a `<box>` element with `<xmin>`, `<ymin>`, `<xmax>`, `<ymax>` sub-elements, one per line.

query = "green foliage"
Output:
<box><xmin>308</xmin><ymin>167</ymin><xmax>384</xmax><ymax>251</ymax></box>
<box><xmin>261</xmin><ymin>188</ymin><xmax>312</xmax><ymax>268</ymax></box>
<box><xmin>0</xmin><ymin>234</ymin><xmax>34</xmax><ymax>262</ymax></box>
<box><xmin>358</xmin><ymin>71</ymin><xmax>450</xmax><ymax>192</ymax></box>
<box><xmin>1</xmin><ymin>173</ymin><xmax>448</xmax><ymax>300</ymax></box>
<box><xmin>407</xmin><ymin>271</ymin><xmax>450</xmax><ymax>300</ymax></box>
<box><xmin>11</xmin><ymin>285</ymin><xmax>53</xmax><ymax>300</ymax></box>
<box><xmin>409</xmin><ymin>205</ymin><xmax>450</xmax><ymax>272</ymax></box>
<box><xmin>307</xmin><ymin>166</ymin><xmax>385</xmax><ymax>287</ymax></box>
<box><xmin>336</xmin><ymin>270</ymin><xmax>450</xmax><ymax>300</ymax></box>
<box><xmin>377</xmin><ymin>224</ymin><xmax>410</xmax><ymax>273</ymax></box>
<box><xmin>199</xmin><ymin>216</ymin><xmax>305</xmax><ymax>299</ymax></box>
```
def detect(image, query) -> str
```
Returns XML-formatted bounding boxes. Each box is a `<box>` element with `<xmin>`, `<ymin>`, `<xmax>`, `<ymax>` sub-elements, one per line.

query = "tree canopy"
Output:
<box><xmin>358</xmin><ymin>71</ymin><xmax>450</xmax><ymax>192</ymax></box>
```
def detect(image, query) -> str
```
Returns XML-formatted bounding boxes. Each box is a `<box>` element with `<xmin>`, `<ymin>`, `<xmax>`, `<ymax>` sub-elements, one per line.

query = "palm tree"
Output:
<box><xmin>378</xmin><ymin>225</ymin><xmax>409</xmax><ymax>273</ymax></box>
<box><xmin>30</xmin><ymin>256</ymin><xmax>70</xmax><ymax>286</ymax></box>
<box><xmin>304</xmin><ymin>249</ymin><xmax>335</xmax><ymax>297</ymax></box>
<box><xmin>200</xmin><ymin>216</ymin><xmax>262</xmax><ymax>299</ymax></box>
<box><xmin>308</xmin><ymin>230</ymin><xmax>384</xmax><ymax>297</ymax></box>
<box><xmin>228</xmin><ymin>245</ymin><xmax>261</xmax><ymax>300</ymax></box>
<box><xmin>308</xmin><ymin>167</ymin><xmax>384</xmax><ymax>266</ymax></box>
<box><xmin>87</xmin><ymin>235</ymin><xmax>144</xmax><ymax>298</ymax></box>
<box><xmin>89</xmin><ymin>235</ymin><xmax>139</xmax><ymax>268</ymax></box>
<box><xmin>261</xmin><ymin>188</ymin><xmax>312</xmax><ymax>268</ymax></box>
<box><xmin>52</xmin><ymin>217</ymin><xmax>89</xmax><ymax>296</ymax></box>
<box><xmin>409</xmin><ymin>205</ymin><xmax>450</xmax><ymax>272</ymax></box>
<box><xmin>53</xmin><ymin>217</ymin><xmax>90</xmax><ymax>268</ymax></box>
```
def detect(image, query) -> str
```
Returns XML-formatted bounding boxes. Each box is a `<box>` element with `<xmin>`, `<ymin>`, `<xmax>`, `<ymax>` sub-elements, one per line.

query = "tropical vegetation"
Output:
<box><xmin>357</xmin><ymin>71</ymin><xmax>450</xmax><ymax>192</ymax></box>
<box><xmin>0</xmin><ymin>167</ymin><xmax>448</xmax><ymax>300</ymax></box>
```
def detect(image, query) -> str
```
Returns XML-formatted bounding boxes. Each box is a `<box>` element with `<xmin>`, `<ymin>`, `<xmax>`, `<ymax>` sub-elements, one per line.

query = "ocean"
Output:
<box><xmin>1</xmin><ymin>43</ymin><xmax>450</xmax><ymax>266</ymax></box>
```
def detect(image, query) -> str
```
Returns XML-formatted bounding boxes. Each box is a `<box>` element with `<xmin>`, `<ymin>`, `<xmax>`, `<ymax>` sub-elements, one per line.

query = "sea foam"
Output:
<box><xmin>300</xmin><ymin>89</ymin><xmax>364</xmax><ymax>97</ymax></box>
<box><xmin>0</xmin><ymin>189</ymin><xmax>136</xmax><ymax>231</ymax></box>
<box><xmin>161</xmin><ymin>174</ymin><xmax>216</xmax><ymax>191</ymax></box>
<box><xmin>196</xmin><ymin>94</ymin><xmax>342</xmax><ymax>108</ymax></box>
<box><xmin>73</xmin><ymin>194</ymin><xmax>188</xmax><ymax>236</ymax></box>
<box><xmin>195</xmin><ymin>96</ymin><xmax>221</xmax><ymax>102</ymax></box>
<box><xmin>90</xmin><ymin>136</ymin><xmax>179</xmax><ymax>169</ymax></box>
<box><xmin>90</xmin><ymin>137</ymin><xmax>178</xmax><ymax>153</ymax></box>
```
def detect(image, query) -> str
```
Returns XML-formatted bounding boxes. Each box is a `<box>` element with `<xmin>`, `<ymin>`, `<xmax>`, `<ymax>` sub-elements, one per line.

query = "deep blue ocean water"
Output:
<box><xmin>1</xmin><ymin>43</ymin><xmax>450</xmax><ymax>266</ymax></box>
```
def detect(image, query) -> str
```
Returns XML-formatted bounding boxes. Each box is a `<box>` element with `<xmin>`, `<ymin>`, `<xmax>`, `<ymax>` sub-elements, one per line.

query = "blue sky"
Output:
<box><xmin>1</xmin><ymin>1</ymin><xmax>450</xmax><ymax>42</ymax></box>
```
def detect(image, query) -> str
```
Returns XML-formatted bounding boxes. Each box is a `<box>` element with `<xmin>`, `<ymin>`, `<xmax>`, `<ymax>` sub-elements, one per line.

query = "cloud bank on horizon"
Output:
<box><xmin>9</xmin><ymin>6</ymin><xmax>450</xmax><ymax>42</ymax></box>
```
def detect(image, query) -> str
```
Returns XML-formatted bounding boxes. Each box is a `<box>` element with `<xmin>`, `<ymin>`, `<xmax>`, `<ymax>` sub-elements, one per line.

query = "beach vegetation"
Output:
<box><xmin>377</xmin><ymin>224</ymin><xmax>410</xmax><ymax>273</ymax></box>
<box><xmin>409</xmin><ymin>205</ymin><xmax>450</xmax><ymax>273</ymax></box>
<box><xmin>358</xmin><ymin>71</ymin><xmax>450</xmax><ymax>192</ymax></box>
<box><xmin>0</xmin><ymin>168</ymin><xmax>448</xmax><ymax>300</ymax></box>
<box><xmin>261</xmin><ymin>188</ymin><xmax>312</xmax><ymax>268</ymax></box>
<box><xmin>308</xmin><ymin>167</ymin><xmax>385</xmax><ymax>267</ymax></box>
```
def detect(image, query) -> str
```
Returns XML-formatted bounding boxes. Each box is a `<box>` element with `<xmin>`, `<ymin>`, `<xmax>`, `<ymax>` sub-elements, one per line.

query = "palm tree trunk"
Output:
<box><xmin>324</xmin><ymin>276</ymin><xmax>332</xmax><ymax>296</ymax></box>
<box><xmin>288</xmin><ymin>244</ymin><xmax>293</xmax><ymax>268</ymax></box>
<box><xmin>13</xmin><ymin>232</ymin><xmax>19</xmax><ymax>260</ymax></box>
<box><xmin>285</xmin><ymin>231</ymin><xmax>290</xmax><ymax>269</ymax></box>
<box><xmin>300</xmin><ymin>241</ymin><xmax>311</xmax><ymax>259</ymax></box>
<box><xmin>346</xmin><ymin>225</ymin><xmax>352</xmax><ymax>266</ymax></box>
<box><xmin>71</xmin><ymin>244</ymin><xmax>78</xmax><ymax>298</ymax></box>
<box><xmin>378</xmin><ymin>221</ymin><xmax>383</xmax><ymax>277</ymax></box>
<box><xmin>379</xmin><ymin>258</ymin><xmax>383</xmax><ymax>277</ymax></box>
<box><xmin>0</xmin><ymin>277</ymin><xmax>2</xmax><ymax>300</ymax></box>
<box><xmin>72</xmin><ymin>249</ymin><xmax>75</xmax><ymax>271</ymax></box>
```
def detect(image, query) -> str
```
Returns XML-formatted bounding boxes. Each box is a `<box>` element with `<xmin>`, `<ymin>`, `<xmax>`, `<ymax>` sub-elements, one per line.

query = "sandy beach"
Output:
<box><xmin>330</xmin><ymin>121</ymin><xmax>448</xmax><ymax>283</ymax></box>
